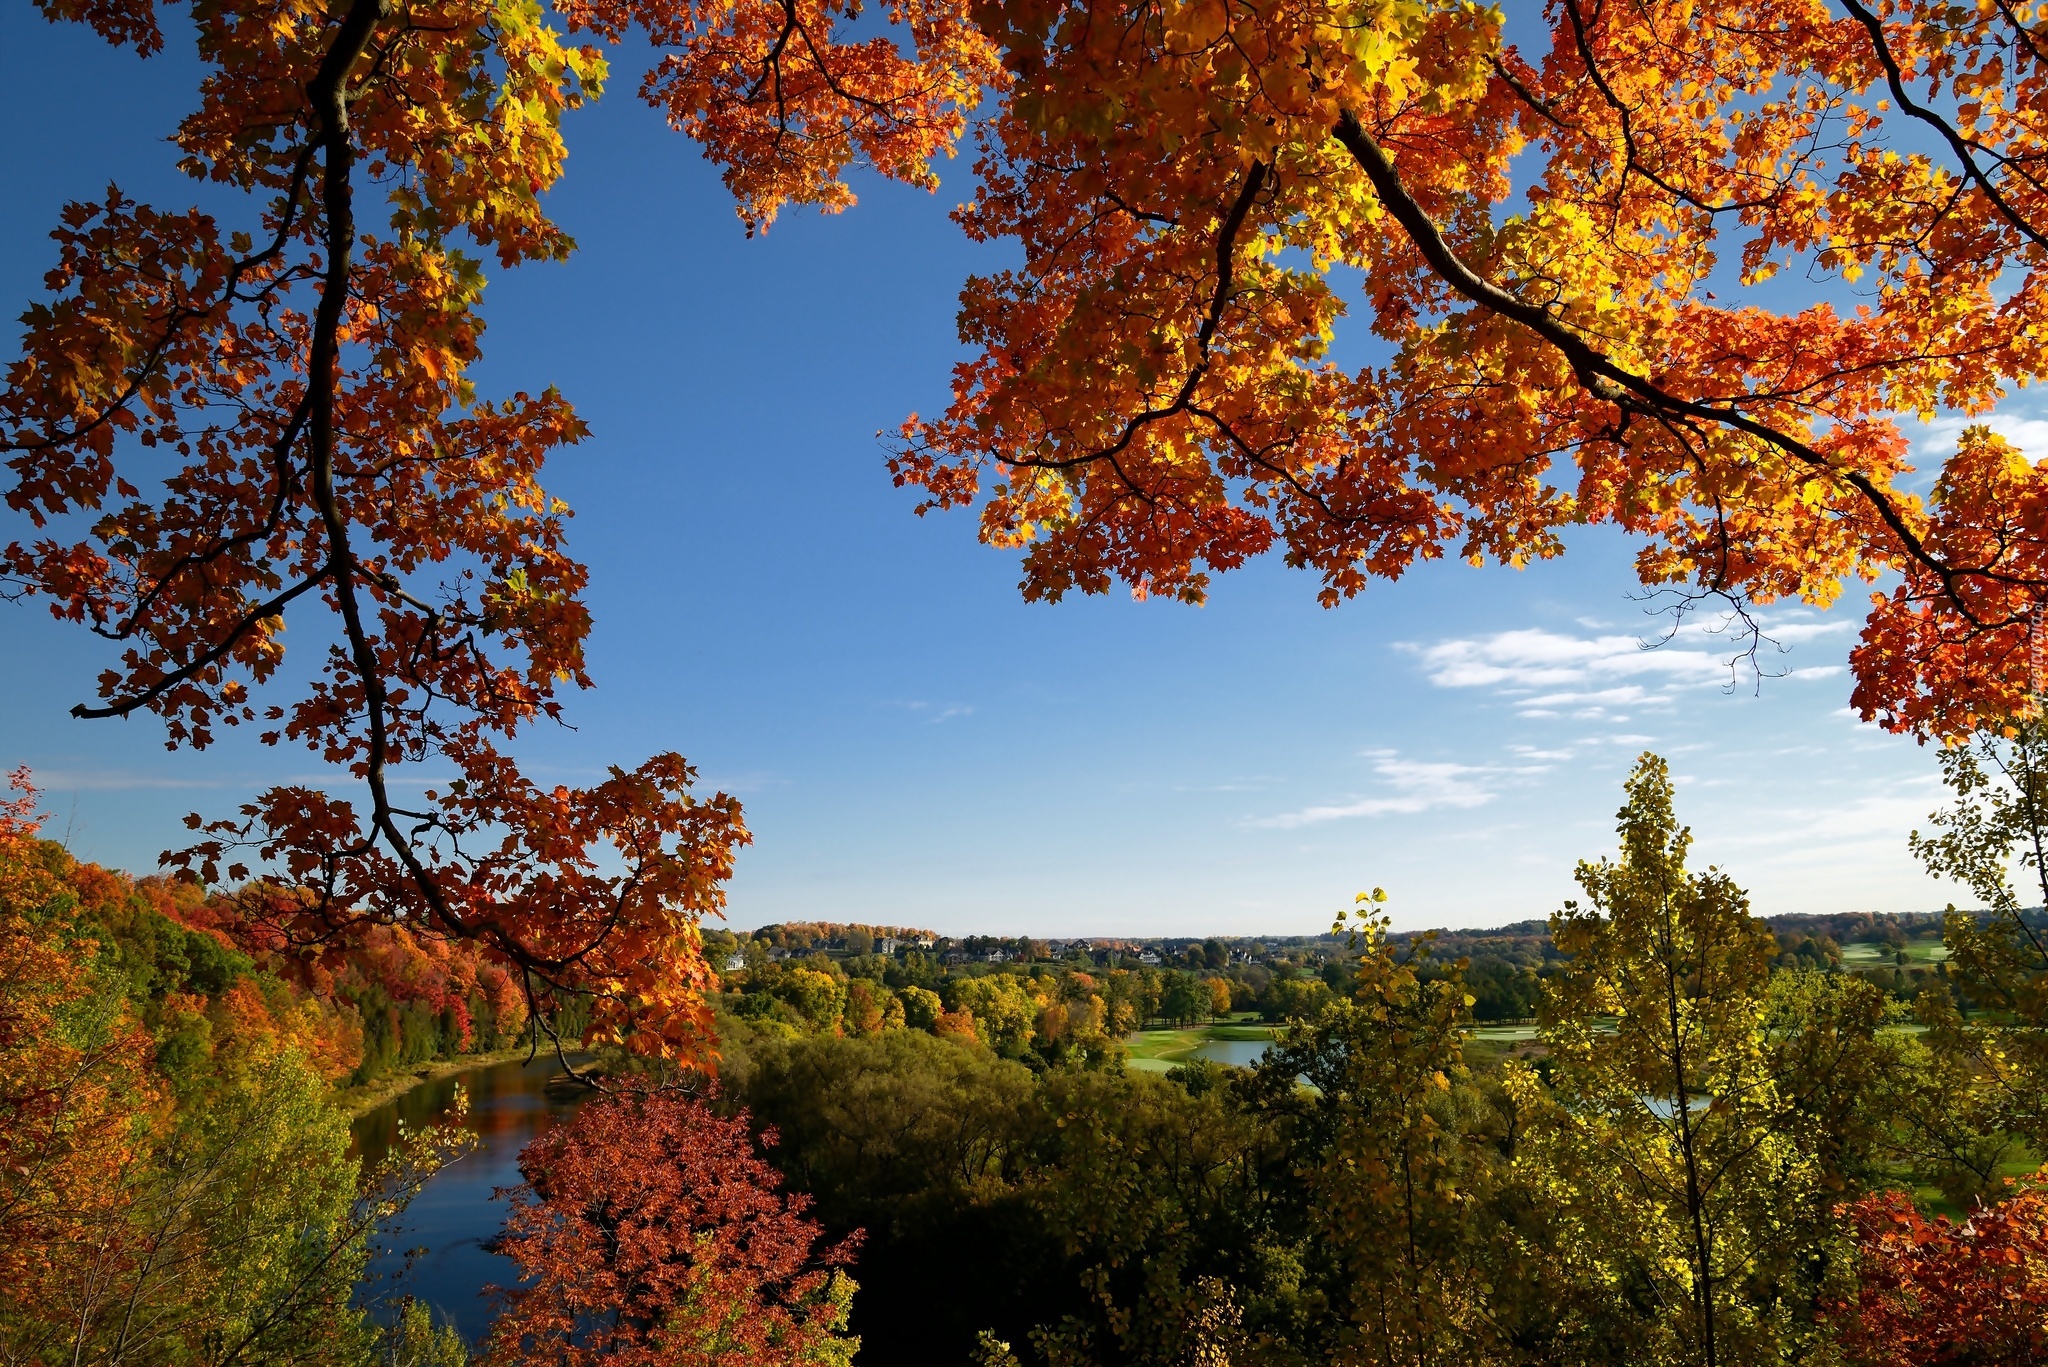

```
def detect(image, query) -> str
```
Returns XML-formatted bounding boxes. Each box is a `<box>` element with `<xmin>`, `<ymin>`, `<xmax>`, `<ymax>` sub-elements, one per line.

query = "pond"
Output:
<box><xmin>1192</xmin><ymin>1037</ymin><xmax>1272</xmax><ymax>1067</ymax></box>
<box><xmin>351</xmin><ymin>1056</ymin><xmax>590</xmax><ymax>1342</ymax></box>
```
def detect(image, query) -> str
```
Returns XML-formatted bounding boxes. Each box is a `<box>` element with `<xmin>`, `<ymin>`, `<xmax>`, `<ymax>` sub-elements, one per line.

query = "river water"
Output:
<box><xmin>351</xmin><ymin>1056</ymin><xmax>590</xmax><ymax>1343</ymax></box>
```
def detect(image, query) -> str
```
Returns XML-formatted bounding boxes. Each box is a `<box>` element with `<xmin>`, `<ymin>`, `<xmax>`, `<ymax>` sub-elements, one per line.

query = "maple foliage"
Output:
<box><xmin>1837</xmin><ymin>1174</ymin><xmax>2048</xmax><ymax>1366</ymax></box>
<box><xmin>483</xmin><ymin>1090</ymin><xmax>860</xmax><ymax>1367</ymax></box>
<box><xmin>0</xmin><ymin>0</ymin><xmax>986</xmax><ymax>1057</ymax></box>
<box><xmin>890</xmin><ymin>0</ymin><xmax>2048</xmax><ymax>739</ymax></box>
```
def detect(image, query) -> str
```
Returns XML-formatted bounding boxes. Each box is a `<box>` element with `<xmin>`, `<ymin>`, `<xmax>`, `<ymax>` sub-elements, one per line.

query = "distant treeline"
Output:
<box><xmin>712</xmin><ymin>907</ymin><xmax>1994</xmax><ymax>1028</ymax></box>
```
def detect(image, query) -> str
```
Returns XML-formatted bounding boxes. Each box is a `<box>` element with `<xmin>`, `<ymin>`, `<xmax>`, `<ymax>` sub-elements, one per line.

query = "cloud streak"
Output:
<box><xmin>28</xmin><ymin>769</ymin><xmax>235</xmax><ymax>792</ymax></box>
<box><xmin>1400</xmin><ymin>616</ymin><xmax>1849</xmax><ymax>719</ymax></box>
<box><xmin>1913</xmin><ymin>406</ymin><xmax>2048</xmax><ymax>462</ymax></box>
<box><xmin>896</xmin><ymin>700</ymin><xmax>975</xmax><ymax>724</ymax></box>
<box><xmin>1252</xmin><ymin>753</ymin><xmax>1535</xmax><ymax>829</ymax></box>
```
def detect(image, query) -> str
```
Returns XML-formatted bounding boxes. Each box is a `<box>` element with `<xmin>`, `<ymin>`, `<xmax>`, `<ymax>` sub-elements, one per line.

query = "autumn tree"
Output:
<box><xmin>25</xmin><ymin>1046</ymin><xmax>444</xmax><ymax>1367</ymax></box>
<box><xmin>889</xmin><ymin>0</ymin><xmax>2048</xmax><ymax>742</ymax></box>
<box><xmin>1837</xmin><ymin>1172</ymin><xmax>2048</xmax><ymax>1367</ymax></box>
<box><xmin>22</xmin><ymin>0</ymin><xmax>2048</xmax><ymax>1073</ymax></box>
<box><xmin>4</xmin><ymin>0</ymin><xmax>998</xmax><ymax>1059</ymax></box>
<box><xmin>483</xmin><ymin>1090</ymin><xmax>860</xmax><ymax>1367</ymax></box>
<box><xmin>0</xmin><ymin>770</ymin><xmax>164</xmax><ymax>1358</ymax></box>
<box><xmin>947</xmin><ymin>973</ymin><xmax>1042</xmax><ymax>1053</ymax></box>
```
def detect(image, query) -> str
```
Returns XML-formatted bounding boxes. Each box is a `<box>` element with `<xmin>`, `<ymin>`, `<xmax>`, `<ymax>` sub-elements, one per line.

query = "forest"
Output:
<box><xmin>10</xmin><ymin>0</ymin><xmax>2048</xmax><ymax>1362</ymax></box>
<box><xmin>9</xmin><ymin>742</ymin><xmax>2048</xmax><ymax>1365</ymax></box>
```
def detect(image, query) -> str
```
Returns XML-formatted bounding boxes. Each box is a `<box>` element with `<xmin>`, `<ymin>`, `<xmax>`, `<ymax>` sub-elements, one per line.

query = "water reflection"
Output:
<box><xmin>352</xmin><ymin>1056</ymin><xmax>591</xmax><ymax>1343</ymax></box>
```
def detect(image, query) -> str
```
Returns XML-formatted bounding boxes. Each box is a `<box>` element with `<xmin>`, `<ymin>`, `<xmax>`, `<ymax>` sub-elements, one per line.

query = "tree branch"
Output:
<box><xmin>1329</xmin><ymin>107</ymin><xmax>2009</xmax><ymax>624</ymax></box>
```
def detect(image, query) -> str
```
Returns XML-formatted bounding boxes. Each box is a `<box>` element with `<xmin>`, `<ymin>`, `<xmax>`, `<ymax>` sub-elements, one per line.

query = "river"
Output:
<box><xmin>350</xmin><ymin>1037</ymin><xmax>1272</xmax><ymax>1341</ymax></box>
<box><xmin>351</xmin><ymin>1055</ymin><xmax>590</xmax><ymax>1343</ymax></box>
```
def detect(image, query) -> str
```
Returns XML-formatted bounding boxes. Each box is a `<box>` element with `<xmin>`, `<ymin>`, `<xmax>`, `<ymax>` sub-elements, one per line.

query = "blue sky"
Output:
<box><xmin>1</xmin><ymin>10</ymin><xmax>2021</xmax><ymax>936</ymax></box>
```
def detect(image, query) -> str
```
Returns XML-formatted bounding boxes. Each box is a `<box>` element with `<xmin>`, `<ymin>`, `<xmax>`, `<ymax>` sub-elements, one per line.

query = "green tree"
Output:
<box><xmin>1909</xmin><ymin>721</ymin><xmax>2048</xmax><ymax>1155</ymax></box>
<box><xmin>1512</xmin><ymin>755</ymin><xmax>1865</xmax><ymax>1366</ymax></box>
<box><xmin>733</xmin><ymin>1032</ymin><xmax>1035</xmax><ymax>1234</ymax></box>
<box><xmin>9</xmin><ymin>1035</ymin><xmax>472</xmax><ymax>1367</ymax></box>
<box><xmin>1158</xmin><ymin>972</ymin><xmax>1202</xmax><ymax>1028</ymax></box>
<box><xmin>947</xmin><ymin>976</ymin><xmax>1039</xmax><ymax>1055</ymax></box>
<box><xmin>730</xmin><ymin>1032</ymin><xmax>1047</xmax><ymax>1363</ymax></box>
<box><xmin>897</xmin><ymin>984</ymin><xmax>944</xmax><ymax>1032</ymax></box>
<box><xmin>773</xmin><ymin>967</ymin><xmax>850</xmax><ymax>1036</ymax></box>
<box><xmin>1013</xmin><ymin>1069</ymin><xmax>1287</xmax><ymax>1367</ymax></box>
<box><xmin>1250</xmin><ymin>893</ymin><xmax>1488</xmax><ymax>1366</ymax></box>
<box><xmin>1258</xmin><ymin>976</ymin><xmax>1333</xmax><ymax>1024</ymax></box>
<box><xmin>379</xmin><ymin>1299</ymin><xmax>470</xmax><ymax>1367</ymax></box>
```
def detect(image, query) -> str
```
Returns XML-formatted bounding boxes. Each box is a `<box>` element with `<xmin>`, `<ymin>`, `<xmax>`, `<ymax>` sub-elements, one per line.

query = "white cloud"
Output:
<box><xmin>1399</xmin><ymin>616</ymin><xmax>1850</xmax><ymax>718</ymax></box>
<box><xmin>896</xmin><ymin>700</ymin><xmax>974</xmax><ymax>723</ymax></box>
<box><xmin>1763</xmin><ymin>621</ymin><xmax>1853</xmax><ymax>645</ymax></box>
<box><xmin>1174</xmin><ymin>776</ymin><xmax>1284</xmax><ymax>794</ymax></box>
<box><xmin>1516</xmin><ymin>685</ymin><xmax>1661</xmax><ymax>709</ymax></box>
<box><xmin>29</xmin><ymin>769</ymin><xmax>228</xmax><ymax>792</ymax></box>
<box><xmin>1252</xmin><ymin>754</ymin><xmax>1539</xmax><ymax>829</ymax></box>
<box><xmin>1913</xmin><ymin>408</ymin><xmax>2048</xmax><ymax>461</ymax></box>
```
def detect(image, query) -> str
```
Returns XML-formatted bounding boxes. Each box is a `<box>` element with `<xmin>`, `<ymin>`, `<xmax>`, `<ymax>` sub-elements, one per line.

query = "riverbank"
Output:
<box><xmin>334</xmin><ymin>1045</ymin><xmax>538</xmax><ymax>1117</ymax></box>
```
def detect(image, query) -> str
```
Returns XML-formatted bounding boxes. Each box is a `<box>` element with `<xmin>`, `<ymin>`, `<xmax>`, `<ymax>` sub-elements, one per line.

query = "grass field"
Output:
<box><xmin>1125</xmin><ymin>1017</ymin><xmax>1279</xmax><ymax>1073</ymax></box>
<box><xmin>1840</xmin><ymin>939</ymin><xmax>1949</xmax><ymax>965</ymax></box>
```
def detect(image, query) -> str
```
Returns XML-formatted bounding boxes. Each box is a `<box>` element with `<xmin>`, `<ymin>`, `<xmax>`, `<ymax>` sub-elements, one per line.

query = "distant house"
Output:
<box><xmin>1138</xmin><ymin>951</ymin><xmax>1162</xmax><ymax>966</ymax></box>
<box><xmin>914</xmin><ymin>937</ymin><xmax>936</xmax><ymax>950</ymax></box>
<box><xmin>721</xmin><ymin>951</ymin><xmax>747</xmax><ymax>972</ymax></box>
<box><xmin>878</xmin><ymin>937</ymin><xmax>901</xmax><ymax>956</ymax></box>
<box><xmin>766</xmin><ymin>947</ymin><xmax>789</xmax><ymax>962</ymax></box>
<box><xmin>986</xmin><ymin>949</ymin><xmax>1009</xmax><ymax>963</ymax></box>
